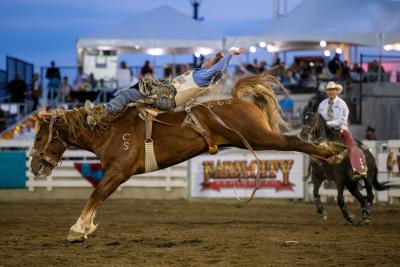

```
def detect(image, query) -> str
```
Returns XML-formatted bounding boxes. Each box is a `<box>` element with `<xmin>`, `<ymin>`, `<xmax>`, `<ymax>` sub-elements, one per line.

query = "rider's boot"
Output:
<box><xmin>85</xmin><ymin>100</ymin><xmax>108</xmax><ymax>126</ymax></box>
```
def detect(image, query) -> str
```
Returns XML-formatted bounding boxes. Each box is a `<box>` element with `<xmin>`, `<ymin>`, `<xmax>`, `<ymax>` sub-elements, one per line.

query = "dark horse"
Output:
<box><xmin>31</xmin><ymin>73</ymin><xmax>339</xmax><ymax>242</ymax></box>
<box><xmin>300</xmin><ymin>112</ymin><xmax>399</xmax><ymax>224</ymax></box>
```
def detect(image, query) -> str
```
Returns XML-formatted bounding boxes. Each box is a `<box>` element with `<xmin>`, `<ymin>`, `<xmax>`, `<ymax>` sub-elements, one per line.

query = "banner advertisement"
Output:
<box><xmin>190</xmin><ymin>150</ymin><xmax>304</xmax><ymax>198</ymax></box>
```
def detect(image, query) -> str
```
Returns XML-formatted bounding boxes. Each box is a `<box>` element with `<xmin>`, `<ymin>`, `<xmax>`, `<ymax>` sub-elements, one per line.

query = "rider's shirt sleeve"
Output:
<box><xmin>193</xmin><ymin>53</ymin><xmax>233</xmax><ymax>87</ymax></box>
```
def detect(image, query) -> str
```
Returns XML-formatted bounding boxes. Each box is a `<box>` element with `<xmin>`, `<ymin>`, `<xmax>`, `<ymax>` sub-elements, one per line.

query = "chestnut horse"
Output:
<box><xmin>30</xmin><ymin>73</ymin><xmax>337</xmax><ymax>242</ymax></box>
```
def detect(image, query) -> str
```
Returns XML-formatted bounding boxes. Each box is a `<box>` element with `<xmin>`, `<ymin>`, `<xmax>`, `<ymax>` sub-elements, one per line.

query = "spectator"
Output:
<box><xmin>140</xmin><ymin>60</ymin><xmax>154</xmax><ymax>77</ymax></box>
<box><xmin>46</xmin><ymin>61</ymin><xmax>61</xmax><ymax>104</ymax></box>
<box><xmin>79</xmin><ymin>78</ymin><xmax>92</xmax><ymax>92</ymax></box>
<box><xmin>117</xmin><ymin>61</ymin><xmax>132</xmax><ymax>89</ymax></box>
<box><xmin>73</xmin><ymin>66</ymin><xmax>87</xmax><ymax>91</ymax></box>
<box><xmin>258</xmin><ymin>61</ymin><xmax>267</xmax><ymax>73</ymax></box>
<box><xmin>279</xmin><ymin>89</ymin><xmax>294</xmax><ymax>120</ymax></box>
<box><xmin>95</xmin><ymin>79</ymin><xmax>109</xmax><ymax>102</ymax></box>
<box><xmin>58</xmin><ymin>76</ymin><xmax>73</xmax><ymax>102</ymax></box>
<box><xmin>45</xmin><ymin>61</ymin><xmax>61</xmax><ymax>83</ymax></box>
<box><xmin>340</xmin><ymin>60</ymin><xmax>351</xmax><ymax>81</ymax></box>
<box><xmin>7</xmin><ymin>74</ymin><xmax>27</xmax><ymax>102</ymax></box>
<box><xmin>272</xmin><ymin>57</ymin><xmax>282</xmax><ymax>67</ymax></box>
<box><xmin>328</xmin><ymin>53</ymin><xmax>343</xmax><ymax>75</ymax></box>
<box><xmin>369</xmin><ymin>60</ymin><xmax>386</xmax><ymax>81</ymax></box>
<box><xmin>89</xmin><ymin>73</ymin><xmax>97</xmax><ymax>89</ymax></box>
<box><xmin>31</xmin><ymin>73</ymin><xmax>42</xmax><ymax>111</ymax></box>
<box><xmin>0</xmin><ymin>107</ymin><xmax>6</xmax><ymax>132</ymax></box>
<box><xmin>364</xmin><ymin>126</ymin><xmax>377</xmax><ymax>140</ymax></box>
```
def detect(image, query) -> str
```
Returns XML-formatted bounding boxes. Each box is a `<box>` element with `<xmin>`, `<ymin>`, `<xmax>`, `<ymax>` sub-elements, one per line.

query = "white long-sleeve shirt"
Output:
<box><xmin>318</xmin><ymin>96</ymin><xmax>349</xmax><ymax>130</ymax></box>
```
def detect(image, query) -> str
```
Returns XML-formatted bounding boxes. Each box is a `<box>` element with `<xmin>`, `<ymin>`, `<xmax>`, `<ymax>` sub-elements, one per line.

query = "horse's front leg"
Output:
<box><xmin>337</xmin><ymin>180</ymin><xmax>354</xmax><ymax>224</ymax></box>
<box><xmin>313</xmin><ymin>175</ymin><xmax>327</xmax><ymax>220</ymax></box>
<box><xmin>67</xmin><ymin>168</ymin><xmax>129</xmax><ymax>242</ymax></box>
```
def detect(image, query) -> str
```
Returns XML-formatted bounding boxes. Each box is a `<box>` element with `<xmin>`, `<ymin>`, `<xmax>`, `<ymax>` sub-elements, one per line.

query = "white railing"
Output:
<box><xmin>25</xmin><ymin>149</ymin><xmax>188</xmax><ymax>192</ymax></box>
<box><xmin>0</xmin><ymin>140</ymin><xmax>187</xmax><ymax>192</ymax></box>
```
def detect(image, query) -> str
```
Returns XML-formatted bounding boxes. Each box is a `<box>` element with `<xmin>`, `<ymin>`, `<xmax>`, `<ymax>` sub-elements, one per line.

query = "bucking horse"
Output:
<box><xmin>30</xmin><ymin>73</ymin><xmax>340</xmax><ymax>242</ymax></box>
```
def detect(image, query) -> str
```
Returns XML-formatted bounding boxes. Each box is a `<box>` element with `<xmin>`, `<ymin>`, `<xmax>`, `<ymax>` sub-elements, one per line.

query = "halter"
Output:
<box><xmin>29</xmin><ymin>115</ymin><xmax>68</xmax><ymax>167</ymax></box>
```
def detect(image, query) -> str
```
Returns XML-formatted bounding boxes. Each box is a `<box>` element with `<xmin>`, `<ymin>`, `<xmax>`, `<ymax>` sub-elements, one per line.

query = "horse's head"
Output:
<box><xmin>300</xmin><ymin>112</ymin><xmax>323</xmax><ymax>141</ymax></box>
<box><xmin>30</xmin><ymin>112</ymin><xmax>68</xmax><ymax>177</ymax></box>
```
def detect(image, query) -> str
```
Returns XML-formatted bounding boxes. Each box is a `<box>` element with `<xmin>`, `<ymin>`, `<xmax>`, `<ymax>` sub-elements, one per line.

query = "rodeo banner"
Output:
<box><xmin>190</xmin><ymin>150</ymin><xmax>304</xmax><ymax>198</ymax></box>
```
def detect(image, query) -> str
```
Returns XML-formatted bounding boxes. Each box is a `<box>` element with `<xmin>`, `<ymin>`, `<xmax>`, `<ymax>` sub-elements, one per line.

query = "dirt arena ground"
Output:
<box><xmin>1</xmin><ymin>199</ymin><xmax>400</xmax><ymax>266</ymax></box>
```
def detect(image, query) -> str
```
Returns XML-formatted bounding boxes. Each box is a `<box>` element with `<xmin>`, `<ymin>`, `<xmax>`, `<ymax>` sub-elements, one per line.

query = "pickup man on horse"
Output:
<box><xmin>317</xmin><ymin>81</ymin><xmax>367</xmax><ymax>178</ymax></box>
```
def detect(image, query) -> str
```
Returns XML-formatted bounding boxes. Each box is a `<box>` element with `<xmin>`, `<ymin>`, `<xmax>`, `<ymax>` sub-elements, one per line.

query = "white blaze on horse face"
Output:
<box><xmin>122</xmin><ymin>133</ymin><xmax>131</xmax><ymax>151</ymax></box>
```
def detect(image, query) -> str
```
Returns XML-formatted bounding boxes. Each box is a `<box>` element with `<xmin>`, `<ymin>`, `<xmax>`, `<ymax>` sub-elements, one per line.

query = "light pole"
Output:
<box><xmin>190</xmin><ymin>0</ymin><xmax>204</xmax><ymax>67</ymax></box>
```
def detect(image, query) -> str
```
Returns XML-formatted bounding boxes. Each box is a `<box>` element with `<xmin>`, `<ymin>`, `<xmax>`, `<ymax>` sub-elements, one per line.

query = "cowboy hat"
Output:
<box><xmin>324</xmin><ymin>81</ymin><xmax>343</xmax><ymax>94</ymax></box>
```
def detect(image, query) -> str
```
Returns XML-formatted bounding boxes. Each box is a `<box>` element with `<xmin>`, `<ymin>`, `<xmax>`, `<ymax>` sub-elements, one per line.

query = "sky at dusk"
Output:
<box><xmin>0</xmin><ymin>0</ymin><xmax>306</xmax><ymax>70</ymax></box>
<box><xmin>0</xmin><ymin>0</ymin><xmax>394</xmax><ymax>73</ymax></box>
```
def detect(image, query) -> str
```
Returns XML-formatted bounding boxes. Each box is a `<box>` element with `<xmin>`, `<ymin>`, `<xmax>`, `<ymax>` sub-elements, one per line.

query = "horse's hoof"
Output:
<box><xmin>67</xmin><ymin>229</ymin><xmax>87</xmax><ymax>242</ymax></box>
<box><xmin>345</xmin><ymin>214</ymin><xmax>354</xmax><ymax>224</ymax></box>
<box><xmin>317</xmin><ymin>211</ymin><xmax>327</xmax><ymax>220</ymax></box>
<box><xmin>358</xmin><ymin>218</ymin><xmax>371</xmax><ymax>226</ymax></box>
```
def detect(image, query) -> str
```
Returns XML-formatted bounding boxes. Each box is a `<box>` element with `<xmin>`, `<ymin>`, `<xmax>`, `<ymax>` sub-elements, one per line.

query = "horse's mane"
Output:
<box><xmin>38</xmin><ymin>108</ymin><xmax>101</xmax><ymax>140</ymax></box>
<box><xmin>316</xmin><ymin>113</ymin><xmax>342</xmax><ymax>141</ymax></box>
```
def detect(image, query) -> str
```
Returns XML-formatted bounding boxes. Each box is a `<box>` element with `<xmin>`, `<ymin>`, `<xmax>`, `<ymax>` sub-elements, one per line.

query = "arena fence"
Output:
<box><xmin>0</xmin><ymin>140</ymin><xmax>399</xmax><ymax>203</ymax></box>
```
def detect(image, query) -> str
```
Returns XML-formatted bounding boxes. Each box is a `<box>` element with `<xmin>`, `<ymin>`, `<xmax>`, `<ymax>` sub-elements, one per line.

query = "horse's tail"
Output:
<box><xmin>372</xmin><ymin>166</ymin><xmax>400</xmax><ymax>191</ymax></box>
<box><xmin>231</xmin><ymin>71</ymin><xmax>289</xmax><ymax>133</ymax></box>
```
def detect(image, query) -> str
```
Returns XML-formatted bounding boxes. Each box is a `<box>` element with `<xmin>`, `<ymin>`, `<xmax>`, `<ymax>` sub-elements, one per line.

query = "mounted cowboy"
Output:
<box><xmin>85</xmin><ymin>48</ymin><xmax>246</xmax><ymax>124</ymax></box>
<box><xmin>317</xmin><ymin>81</ymin><xmax>367</xmax><ymax>178</ymax></box>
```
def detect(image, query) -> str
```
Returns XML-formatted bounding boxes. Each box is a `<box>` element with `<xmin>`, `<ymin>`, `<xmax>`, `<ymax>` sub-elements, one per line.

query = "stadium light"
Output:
<box><xmin>147</xmin><ymin>48</ymin><xmax>163</xmax><ymax>56</ymax></box>
<box><xmin>249</xmin><ymin>46</ymin><xmax>257</xmax><ymax>53</ymax></box>
<box><xmin>320</xmin><ymin>40</ymin><xmax>327</xmax><ymax>47</ymax></box>
<box><xmin>266</xmin><ymin>44</ymin><xmax>277</xmax><ymax>52</ymax></box>
<box><xmin>324</xmin><ymin>50</ymin><xmax>331</xmax><ymax>57</ymax></box>
<box><xmin>384</xmin><ymin>43</ymin><xmax>400</xmax><ymax>51</ymax></box>
<box><xmin>259</xmin><ymin>41</ymin><xmax>266</xmax><ymax>48</ymax></box>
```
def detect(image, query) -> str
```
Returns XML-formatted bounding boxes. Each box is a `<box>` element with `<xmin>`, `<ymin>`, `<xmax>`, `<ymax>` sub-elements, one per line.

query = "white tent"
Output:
<box><xmin>226</xmin><ymin>0</ymin><xmax>400</xmax><ymax>50</ymax></box>
<box><xmin>77</xmin><ymin>4</ymin><xmax>224</xmax><ymax>56</ymax></box>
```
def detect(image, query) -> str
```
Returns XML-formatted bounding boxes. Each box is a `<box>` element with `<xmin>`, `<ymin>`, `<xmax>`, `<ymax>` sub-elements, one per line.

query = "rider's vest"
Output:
<box><xmin>172</xmin><ymin>70</ymin><xmax>208</xmax><ymax>107</ymax></box>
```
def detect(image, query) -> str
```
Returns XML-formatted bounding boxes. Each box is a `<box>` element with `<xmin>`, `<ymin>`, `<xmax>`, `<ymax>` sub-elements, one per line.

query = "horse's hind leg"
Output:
<box><xmin>337</xmin><ymin>180</ymin><xmax>354</xmax><ymax>224</ymax></box>
<box><xmin>364</xmin><ymin>175</ymin><xmax>374</xmax><ymax>206</ymax></box>
<box><xmin>346</xmin><ymin>181</ymin><xmax>371</xmax><ymax>225</ymax></box>
<box><xmin>67</xmin><ymin>169</ymin><xmax>128</xmax><ymax>242</ymax></box>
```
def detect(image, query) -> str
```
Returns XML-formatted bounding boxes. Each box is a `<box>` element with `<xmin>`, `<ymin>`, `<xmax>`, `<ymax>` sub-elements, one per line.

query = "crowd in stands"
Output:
<box><xmin>237</xmin><ymin>52</ymin><xmax>389</xmax><ymax>91</ymax></box>
<box><xmin>1</xmin><ymin>53</ymin><xmax>390</xmax><ymax>137</ymax></box>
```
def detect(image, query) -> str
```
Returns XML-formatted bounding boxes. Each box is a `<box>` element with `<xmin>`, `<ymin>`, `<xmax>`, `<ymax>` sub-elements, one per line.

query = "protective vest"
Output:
<box><xmin>172</xmin><ymin>70</ymin><xmax>208</xmax><ymax>107</ymax></box>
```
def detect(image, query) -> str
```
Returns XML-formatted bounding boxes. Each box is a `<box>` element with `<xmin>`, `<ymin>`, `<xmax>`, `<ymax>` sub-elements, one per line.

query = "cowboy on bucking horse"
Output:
<box><xmin>85</xmin><ymin>47</ymin><xmax>246</xmax><ymax>124</ymax></box>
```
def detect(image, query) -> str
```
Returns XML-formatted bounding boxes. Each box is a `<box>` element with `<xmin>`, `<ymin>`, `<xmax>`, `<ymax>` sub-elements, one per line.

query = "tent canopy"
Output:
<box><xmin>78</xmin><ymin>4</ymin><xmax>224</xmax><ymax>55</ymax></box>
<box><xmin>226</xmin><ymin>0</ymin><xmax>400</xmax><ymax>50</ymax></box>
